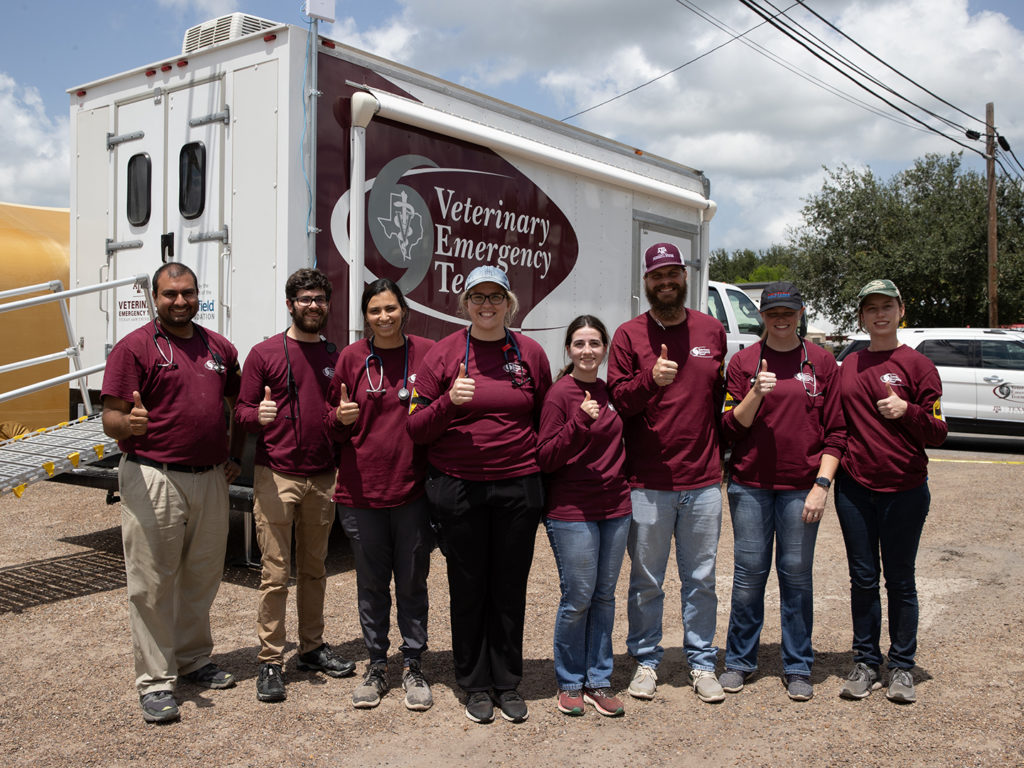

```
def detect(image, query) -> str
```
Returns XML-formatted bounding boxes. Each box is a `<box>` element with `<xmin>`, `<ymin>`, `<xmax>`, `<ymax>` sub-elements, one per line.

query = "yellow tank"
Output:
<box><xmin>0</xmin><ymin>202</ymin><xmax>71</xmax><ymax>430</ymax></box>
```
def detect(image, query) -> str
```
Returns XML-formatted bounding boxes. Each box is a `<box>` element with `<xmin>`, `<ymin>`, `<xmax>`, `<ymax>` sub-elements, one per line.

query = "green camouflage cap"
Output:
<box><xmin>857</xmin><ymin>278</ymin><xmax>901</xmax><ymax>303</ymax></box>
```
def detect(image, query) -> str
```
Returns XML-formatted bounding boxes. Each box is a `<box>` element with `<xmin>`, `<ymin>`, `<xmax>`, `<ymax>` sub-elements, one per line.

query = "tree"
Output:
<box><xmin>790</xmin><ymin>153</ymin><xmax>1024</xmax><ymax>332</ymax></box>
<box><xmin>710</xmin><ymin>244</ymin><xmax>797</xmax><ymax>284</ymax></box>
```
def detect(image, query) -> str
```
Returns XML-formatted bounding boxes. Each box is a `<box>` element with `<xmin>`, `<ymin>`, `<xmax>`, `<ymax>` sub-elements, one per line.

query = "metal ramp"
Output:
<box><xmin>0</xmin><ymin>414</ymin><xmax>121</xmax><ymax>497</ymax></box>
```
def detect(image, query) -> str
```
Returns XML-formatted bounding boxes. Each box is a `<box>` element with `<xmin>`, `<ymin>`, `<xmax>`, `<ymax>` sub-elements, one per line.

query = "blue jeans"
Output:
<box><xmin>834</xmin><ymin>472</ymin><xmax>929</xmax><ymax>670</ymax></box>
<box><xmin>545</xmin><ymin>515</ymin><xmax>631</xmax><ymax>691</ymax></box>
<box><xmin>626</xmin><ymin>484</ymin><xmax>722</xmax><ymax>671</ymax></box>
<box><xmin>725</xmin><ymin>482</ymin><xmax>819</xmax><ymax>676</ymax></box>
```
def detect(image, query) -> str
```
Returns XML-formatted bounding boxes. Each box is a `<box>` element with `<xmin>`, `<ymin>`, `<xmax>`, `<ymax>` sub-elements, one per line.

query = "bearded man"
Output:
<box><xmin>234</xmin><ymin>268</ymin><xmax>354</xmax><ymax>703</ymax></box>
<box><xmin>606</xmin><ymin>243</ymin><xmax>728</xmax><ymax>705</ymax></box>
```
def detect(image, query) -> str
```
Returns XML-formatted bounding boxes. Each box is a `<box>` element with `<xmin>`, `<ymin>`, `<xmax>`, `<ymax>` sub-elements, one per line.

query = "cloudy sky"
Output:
<box><xmin>1</xmin><ymin>0</ymin><xmax>1021</xmax><ymax>252</ymax></box>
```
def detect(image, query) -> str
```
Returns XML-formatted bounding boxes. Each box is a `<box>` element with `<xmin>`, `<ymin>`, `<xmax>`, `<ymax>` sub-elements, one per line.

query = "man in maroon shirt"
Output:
<box><xmin>235</xmin><ymin>268</ymin><xmax>353</xmax><ymax>704</ymax></box>
<box><xmin>607</xmin><ymin>243</ymin><xmax>727</xmax><ymax>704</ymax></box>
<box><xmin>101</xmin><ymin>262</ymin><xmax>242</xmax><ymax>724</ymax></box>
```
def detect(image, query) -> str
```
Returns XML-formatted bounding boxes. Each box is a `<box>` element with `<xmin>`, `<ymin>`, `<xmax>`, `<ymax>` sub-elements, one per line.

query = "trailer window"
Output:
<box><xmin>126</xmin><ymin>153</ymin><xmax>151</xmax><ymax>227</ymax></box>
<box><xmin>178</xmin><ymin>142</ymin><xmax>206</xmax><ymax>220</ymax></box>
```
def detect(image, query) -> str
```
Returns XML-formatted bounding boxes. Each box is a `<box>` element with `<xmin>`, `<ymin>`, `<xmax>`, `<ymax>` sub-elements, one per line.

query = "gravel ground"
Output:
<box><xmin>1</xmin><ymin>436</ymin><xmax>1022</xmax><ymax>767</ymax></box>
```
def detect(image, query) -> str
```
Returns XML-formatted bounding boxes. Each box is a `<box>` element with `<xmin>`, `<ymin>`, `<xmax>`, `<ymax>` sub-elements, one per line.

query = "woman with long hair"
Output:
<box><xmin>537</xmin><ymin>315</ymin><xmax>631</xmax><ymax>718</ymax></box>
<box><xmin>327</xmin><ymin>278</ymin><xmax>436</xmax><ymax>711</ymax></box>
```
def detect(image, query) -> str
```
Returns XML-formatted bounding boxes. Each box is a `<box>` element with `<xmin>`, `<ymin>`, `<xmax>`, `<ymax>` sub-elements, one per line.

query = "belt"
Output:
<box><xmin>125</xmin><ymin>453</ymin><xmax>218</xmax><ymax>474</ymax></box>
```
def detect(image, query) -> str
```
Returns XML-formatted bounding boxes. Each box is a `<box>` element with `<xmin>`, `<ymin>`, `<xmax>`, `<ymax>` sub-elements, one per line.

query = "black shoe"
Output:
<box><xmin>140</xmin><ymin>690</ymin><xmax>180</xmax><ymax>723</ymax></box>
<box><xmin>256</xmin><ymin>663</ymin><xmax>287</xmax><ymax>703</ymax></box>
<box><xmin>465</xmin><ymin>691</ymin><xmax>495</xmax><ymax>723</ymax></box>
<box><xmin>181</xmin><ymin>663</ymin><xmax>235</xmax><ymax>689</ymax></box>
<box><xmin>296</xmin><ymin>643</ymin><xmax>356</xmax><ymax>678</ymax></box>
<box><xmin>495</xmin><ymin>689</ymin><xmax>529</xmax><ymax>723</ymax></box>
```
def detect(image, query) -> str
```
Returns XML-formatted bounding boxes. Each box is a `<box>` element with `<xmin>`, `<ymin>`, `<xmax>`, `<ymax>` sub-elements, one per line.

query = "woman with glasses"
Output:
<box><xmin>719</xmin><ymin>281</ymin><xmax>845</xmax><ymax>701</ymax></box>
<box><xmin>537</xmin><ymin>315</ymin><xmax>630</xmax><ymax>718</ymax></box>
<box><xmin>834</xmin><ymin>279</ymin><xmax>946</xmax><ymax>704</ymax></box>
<box><xmin>326</xmin><ymin>279</ymin><xmax>436</xmax><ymax>711</ymax></box>
<box><xmin>408</xmin><ymin>265</ymin><xmax>551</xmax><ymax>725</ymax></box>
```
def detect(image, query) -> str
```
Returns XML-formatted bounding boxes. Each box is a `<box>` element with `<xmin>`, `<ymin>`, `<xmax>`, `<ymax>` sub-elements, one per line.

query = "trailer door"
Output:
<box><xmin>111</xmin><ymin>79</ymin><xmax>227</xmax><ymax>341</ymax></box>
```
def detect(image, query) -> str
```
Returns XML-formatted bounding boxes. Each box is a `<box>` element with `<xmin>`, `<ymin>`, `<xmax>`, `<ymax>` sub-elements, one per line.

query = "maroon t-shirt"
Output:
<box><xmin>234</xmin><ymin>332</ymin><xmax>339</xmax><ymax>476</ymax></box>
<box><xmin>607</xmin><ymin>310</ymin><xmax>726</xmax><ymax>490</ymax></box>
<box><xmin>407</xmin><ymin>329</ymin><xmax>552</xmax><ymax>481</ymax></box>
<box><xmin>101</xmin><ymin>320</ymin><xmax>240</xmax><ymax>465</ymax></box>
<box><xmin>840</xmin><ymin>344</ymin><xmax>948</xmax><ymax>492</ymax></box>
<box><xmin>326</xmin><ymin>336</ymin><xmax>434</xmax><ymax>508</ymax></box>
<box><xmin>537</xmin><ymin>375</ymin><xmax>631</xmax><ymax>522</ymax></box>
<box><xmin>722</xmin><ymin>340</ymin><xmax>846</xmax><ymax>490</ymax></box>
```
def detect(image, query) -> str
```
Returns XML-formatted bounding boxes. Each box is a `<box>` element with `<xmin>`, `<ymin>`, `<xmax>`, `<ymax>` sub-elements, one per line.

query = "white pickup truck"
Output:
<box><xmin>707</xmin><ymin>280</ymin><xmax>763</xmax><ymax>362</ymax></box>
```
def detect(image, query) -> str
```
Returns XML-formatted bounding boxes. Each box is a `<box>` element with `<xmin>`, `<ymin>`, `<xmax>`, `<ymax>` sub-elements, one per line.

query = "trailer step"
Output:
<box><xmin>0</xmin><ymin>414</ymin><xmax>121</xmax><ymax>498</ymax></box>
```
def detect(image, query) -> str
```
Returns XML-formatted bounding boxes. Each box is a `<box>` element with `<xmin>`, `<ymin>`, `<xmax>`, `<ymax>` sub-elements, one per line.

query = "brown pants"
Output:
<box><xmin>253</xmin><ymin>465</ymin><xmax>336</xmax><ymax>664</ymax></box>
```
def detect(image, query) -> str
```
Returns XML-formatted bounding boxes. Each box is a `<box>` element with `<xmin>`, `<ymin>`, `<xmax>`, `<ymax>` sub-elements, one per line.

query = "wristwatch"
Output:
<box><xmin>814</xmin><ymin>476</ymin><xmax>831</xmax><ymax>490</ymax></box>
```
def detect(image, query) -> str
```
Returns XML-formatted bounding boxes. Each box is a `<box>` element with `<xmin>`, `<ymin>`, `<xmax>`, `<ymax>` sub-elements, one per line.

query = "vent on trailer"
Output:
<box><xmin>182</xmin><ymin>13</ymin><xmax>280</xmax><ymax>53</ymax></box>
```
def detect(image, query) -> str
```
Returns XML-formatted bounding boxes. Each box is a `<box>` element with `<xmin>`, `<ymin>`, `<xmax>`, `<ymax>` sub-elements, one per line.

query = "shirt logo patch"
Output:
<box><xmin>690</xmin><ymin>346</ymin><xmax>713</xmax><ymax>358</ymax></box>
<box><xmin>205</xmin><ymin>359</ymin><xmax>226</xmax><ymax>373</ymax></box>
<box><xmin>323</xmin><ymin>367</ymin><xmax>334</xmax><ymax>378</ymax></box>
<box><xmin>880</xmin><ymin>373</ymin><xmax>904</xmax><ymax>386</ymax></box>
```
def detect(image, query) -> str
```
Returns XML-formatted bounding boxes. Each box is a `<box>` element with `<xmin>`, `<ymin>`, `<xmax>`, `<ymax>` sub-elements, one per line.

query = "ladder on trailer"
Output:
<box><xmin>0</xmin><ymin>274</ymin><xmax>152</xmax><ymax>497</ymax></box>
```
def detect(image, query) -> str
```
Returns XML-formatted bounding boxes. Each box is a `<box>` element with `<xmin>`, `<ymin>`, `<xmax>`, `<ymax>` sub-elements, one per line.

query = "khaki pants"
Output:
<box><xmin>119</xmin><ymin>456</ymin><xmax>229</xmax><ymax>695</ymax></box>
<box><xmin>253</xmin><ymin>465</ymin><xmax>336</xmax><ymax>664</ymax></box>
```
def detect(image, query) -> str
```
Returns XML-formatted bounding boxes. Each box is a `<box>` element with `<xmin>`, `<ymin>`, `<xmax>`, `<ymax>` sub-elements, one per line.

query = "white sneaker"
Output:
<box><xmin>627</xmin><ymin>664</ymin><xmax>658</xmax><ymax>700</ymax></box>
<box><xmin>690</xmin><ymin>669</ymin><xmax>725</xmax><ymax>703</ymax></box>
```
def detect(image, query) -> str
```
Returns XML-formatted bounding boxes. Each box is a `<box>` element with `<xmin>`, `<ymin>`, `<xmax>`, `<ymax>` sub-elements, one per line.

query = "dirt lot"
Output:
<box><xmin>1</xmin><ymin>435</ymin><xmax>1022</xmax><ymax>768</ymax></box>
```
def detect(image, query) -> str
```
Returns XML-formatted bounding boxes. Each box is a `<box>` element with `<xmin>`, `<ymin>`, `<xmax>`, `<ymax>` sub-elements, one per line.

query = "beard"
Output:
<box><xmin>290</xmin><ymin>305</ymin><xmax>328</xmax><ymax>334</ymax></box>
<box><xmin>645</xmin><ymin>279</ymin><xmax>687</xmax><ymax>318</ymax></box>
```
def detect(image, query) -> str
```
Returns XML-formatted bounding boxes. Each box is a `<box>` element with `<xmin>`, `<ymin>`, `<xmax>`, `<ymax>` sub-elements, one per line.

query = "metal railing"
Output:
<box><xmin>0</xmin><ymin>274</ymin><xmax>154</xmax><ymax>414</ymax></box>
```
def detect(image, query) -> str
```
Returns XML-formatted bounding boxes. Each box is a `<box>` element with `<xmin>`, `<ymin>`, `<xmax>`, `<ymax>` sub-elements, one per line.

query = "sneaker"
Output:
<box><xmin>556</xmin><ymin>689</ymin><xmax>585</xmax><ymax>716</ymax></box>
<box><xmin>886</xmin><ymin>668</ymin><xmax>917</xmax><ymax>704</ymax></box>
<box><xmin>181</xmin><ymin>663</ymin><xmax>235</xmax><ymax>689</ymax></box>
<box><xmin>582</xmin><ymin>687</ymin><xmax>625</xmax><ymax>717</ymax></box>
<box><xmin>690</xmin><ymin>669</ymin><xmax>725</xmax><ymax>703</ymax></box>
<box><xmin>627</xmin><ymin>664</ymin><xmax>658</xmax><ymax>700</ymax></box>
<box><xmin>139</xmin><ymin>690</ymin><xmax>179</xmax><ymax>723</ymax></box>
<box><xmin>402</xmin><ymin>659</ymin><xmax>433</xmax><ymax>711</ymax></box>
<box><xmin>719</xmin><ymin>669</ymin><xmax>748</xmax><ymax>693</ymax></box>
<box><xmin>296</xmin><ymin>643</ymin><xmax>356</xmax><ymax>678</ymax></box>
<box><xmin>256</xmin><ymin>663</ymin><xmax>286</xmax><ymax>703</ymax></box>
<box><xmin>839</xmin><ymin>662</ymin><xmax>881</xmax><ymax>700</ymax></box>
<box><xmin>352</xmin><ymin>662</ymin><xmax>389</xmax><ymax>709</ymax></box>
<box><xmin>785</xmin><ymin>673</ymin><xmax>813</xmax><ymax>701</ymax></box>
<box><xmin>465</xmin><ymin>690</ymin><xmax>495</xmax><ymax>724</ymax></box>
<box><xmin>495</xmin><ymin>689</ymin><xmax>529</xmax><ymax>723</ymax></box>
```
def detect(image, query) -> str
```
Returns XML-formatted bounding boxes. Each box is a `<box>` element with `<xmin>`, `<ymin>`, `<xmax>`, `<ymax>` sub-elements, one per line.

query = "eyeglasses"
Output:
<box><xmin>292</xmin><ymin>295</ymin><xmax>329</xmax><ymax>307</ymax></box>
<box><xmin>468</xmin><ymin>292</ymin><xmax>508</xmax><ymax>306</ymax></box>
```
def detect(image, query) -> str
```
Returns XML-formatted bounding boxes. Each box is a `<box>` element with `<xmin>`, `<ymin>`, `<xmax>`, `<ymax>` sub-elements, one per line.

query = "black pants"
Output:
<box><xmin>425</xmin><ymin>468</ymin><xmax>544</xmax><ymax>692</ymax></box>
<box><xmin>338</xmin><ymin>498</ymin><xmax>434</xmax><ymax>663</ymax></box>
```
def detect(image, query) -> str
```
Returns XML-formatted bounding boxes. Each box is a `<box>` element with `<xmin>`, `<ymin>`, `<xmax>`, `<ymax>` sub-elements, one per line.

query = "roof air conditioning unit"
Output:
<box><xmin>182</xmin><ymin>13</ymin><xmax>280</xmax><ymax>54</ymax></box>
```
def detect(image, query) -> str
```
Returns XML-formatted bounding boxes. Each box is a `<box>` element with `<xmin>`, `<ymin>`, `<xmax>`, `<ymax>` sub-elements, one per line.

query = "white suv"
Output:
<box><xmin>837</xmin><ymin>328</ymin><xmax>1024</xmax><ymax>436</ymax></box>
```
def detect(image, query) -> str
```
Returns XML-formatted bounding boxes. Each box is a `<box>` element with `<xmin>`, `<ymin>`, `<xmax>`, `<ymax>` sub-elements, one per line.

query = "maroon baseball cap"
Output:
<box><xmin>643</xmin><ymin>242</ymin><xmax>684</xmax><ymax>275</ymax></box>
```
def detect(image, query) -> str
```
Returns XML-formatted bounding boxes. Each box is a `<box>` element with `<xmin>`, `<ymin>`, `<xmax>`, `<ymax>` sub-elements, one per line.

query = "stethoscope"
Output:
<box><xmin>153</xmin><ymin>322</ymin><xmax>225</xmax><ymax>373</ymax></box>
<box><xmin>754</xmin><ymin>337</ymin><xmax>821</xmax><ymax>399</ymax></box>
<box><xmin>463</xmin><ymin>328</ymin><xmax>527</xmax><ymax>388</ymax></box>
<box><xmin>365</xmin><ymin>335</ymin><xmax>410</xmax><ymax>402</ymax></box>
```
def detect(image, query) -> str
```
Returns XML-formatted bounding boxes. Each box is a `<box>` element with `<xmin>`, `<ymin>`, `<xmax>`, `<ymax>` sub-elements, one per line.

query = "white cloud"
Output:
<box><xmin>0</xmin><ymin>74</ymin><xmax>69</xmax><ymax>207</ymax></box>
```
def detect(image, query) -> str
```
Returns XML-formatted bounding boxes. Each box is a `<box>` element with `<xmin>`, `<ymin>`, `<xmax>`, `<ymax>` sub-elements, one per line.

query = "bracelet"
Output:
<box><xmin>813</xmin><ymin>476</ymin><xmax>831</xmax><ymax>490</ymax></box>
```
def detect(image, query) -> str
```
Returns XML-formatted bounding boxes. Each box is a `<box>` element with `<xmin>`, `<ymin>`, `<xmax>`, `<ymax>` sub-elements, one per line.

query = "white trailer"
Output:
<box><xmin>68</xmin><ymin>12</ymin><xmax>717</xmax><ymax>387</ymax></box>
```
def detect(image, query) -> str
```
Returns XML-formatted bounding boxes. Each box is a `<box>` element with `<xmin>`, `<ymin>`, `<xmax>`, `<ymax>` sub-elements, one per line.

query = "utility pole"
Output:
<box><xmin>987</xmin><ymin>102</ymin><xmax>998</xmax><ymax>327</ymax></box>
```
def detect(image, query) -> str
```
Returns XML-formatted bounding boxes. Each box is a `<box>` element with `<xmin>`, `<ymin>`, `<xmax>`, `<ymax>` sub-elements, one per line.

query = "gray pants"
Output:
<box><xmin>338</xmin><ymin>497</ymin><xmax>434</xmax><ymax>662</ymax></box>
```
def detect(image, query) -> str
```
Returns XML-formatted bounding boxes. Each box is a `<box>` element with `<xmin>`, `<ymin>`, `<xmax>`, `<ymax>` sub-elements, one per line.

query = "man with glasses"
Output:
<box><xmin>607</xmin><ymin>243</ymin><xmax>728</xmax><ymax>704</ymax></box>
<box><xmin>101</xmin><ymin>262</ymin><xmax>243</xmax><ymax>723</ymax></box>
<box><xmin>235</xmin><ymin>268</ymin><xmax>353</xmax><ymax>704</ymax></box>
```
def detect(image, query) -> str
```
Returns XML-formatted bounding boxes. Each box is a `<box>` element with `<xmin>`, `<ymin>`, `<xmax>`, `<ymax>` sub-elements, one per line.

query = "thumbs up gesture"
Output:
<box><xmin>258</xmin><ymin>385</ymin><xmax>278</xmax><ymax>426</ymax></box>
<box><xmin>652</xmin><ymin>344</ymin><xmax>678</xmax><ymax>387</ymax></box>
<box><xmin>335</xmin><ymin>383</ymin><xmax>360</xmax><ymax>426</ymax></box>
<box><xmin>449</xmin><ymin>362</ymin><xmax>476</xmax><ymax>406</ymax></box>
<box><xmin>129</xmin><ymin>390</ymin><xmax>149</xmax><ymax>435</ymax></box>
<box><xmin>876</xmin><ymin>382</ymin><xmax>907</xmax><ymax>420</ymax></box>
<box><xmin>580</xmin><ymin>390</ymin><xmax>600</xmax><ymax>421</ymax></box>
<box><xmin>752</xmin><ymin>359</ymin><xmax>777</xmax><ymax>397</ymax></box>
